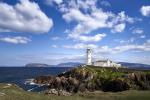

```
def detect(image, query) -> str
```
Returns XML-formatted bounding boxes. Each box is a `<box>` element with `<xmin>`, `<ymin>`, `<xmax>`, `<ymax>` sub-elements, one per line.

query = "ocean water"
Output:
<box><xmin>0</xmin><ymin>67</ymin><xmax>73</xmax><ymax>92</ymax></box>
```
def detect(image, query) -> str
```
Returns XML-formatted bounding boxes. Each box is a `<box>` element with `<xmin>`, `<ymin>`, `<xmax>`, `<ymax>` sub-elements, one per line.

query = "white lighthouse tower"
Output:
<box><xmin>87</xmin><ymin>48</ymin><xmax>92</xmax><ymax>65</ymax></box>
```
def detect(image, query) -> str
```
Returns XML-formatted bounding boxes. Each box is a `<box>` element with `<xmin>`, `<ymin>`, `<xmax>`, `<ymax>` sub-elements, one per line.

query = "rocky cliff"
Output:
<box><xmin>34</xmin><ymin>65</ymin><xmax>150</xmax><ymax>95</ymax></box>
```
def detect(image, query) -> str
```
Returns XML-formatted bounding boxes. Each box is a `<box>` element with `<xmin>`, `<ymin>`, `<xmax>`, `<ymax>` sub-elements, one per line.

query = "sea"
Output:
<box><xmin>0</xmin><ymin>67</ymin><xmax>73</xmax><ymax>92</ymax></box>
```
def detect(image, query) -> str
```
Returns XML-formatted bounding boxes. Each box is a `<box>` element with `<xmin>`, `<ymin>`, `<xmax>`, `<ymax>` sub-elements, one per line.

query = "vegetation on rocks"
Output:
<box><xmin>34</xmin><ymin>65</ymin><xmax>150</xmax><ymax>94</ymax></box>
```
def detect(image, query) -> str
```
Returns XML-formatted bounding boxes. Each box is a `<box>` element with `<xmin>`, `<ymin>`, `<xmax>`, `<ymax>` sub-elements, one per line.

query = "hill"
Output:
<box><xmin>119</xmin><ymin>62</ymin><xmax>150</xmax><ymax>70</ymax></box>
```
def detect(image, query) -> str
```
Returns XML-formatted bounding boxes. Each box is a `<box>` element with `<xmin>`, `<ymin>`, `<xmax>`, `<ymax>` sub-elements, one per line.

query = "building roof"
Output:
<box><xmin>94</xmin><ymin>59</ymin><xmax>112</xmax><ymax>63</ymax></box>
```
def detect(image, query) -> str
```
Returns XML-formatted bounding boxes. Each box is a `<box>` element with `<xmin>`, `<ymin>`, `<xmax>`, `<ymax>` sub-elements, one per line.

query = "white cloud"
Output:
<box><xmin>111</xmin><ymin>23</ymin><xmax>126</xmax><ymax>33</ymax></box>
<box><xmin>96</xmin><ymin>40</ymin><xmax>150</xmax><ymax>54</ymax></box>
<box><xmin>140</xmin><ymin>5</ymin><xmax>150</xmax><ymax>17</ymax></box>
<box><xmin>64</xmin><ymin>40</ymin><xmax>150</xmax><ymax>54</ymax></box>
<box><xmin>52</xmin><ymin>0</ymin><xmax>135</xmax><ymax>42</ymax></box>
<box><xmin>132</xmin><ymin>28</ymin><xmax>143</xmax><ymax>34</ymax></box>
<box><xmin>46</xmin><ymin>0</ymin><xmax>63</xmax><ymax>5</ymax></box>
<box><xmin>51</xmin><ymin>36</ymin><xmax>59</xmax><ymax>40</ymax></box>
<box><xmin>118</xmin><ymin>38</ymin><xmax>135</xmax><ymax>44</ymax></box>
<box><xmin>0</xmin><ymin>0</ymin><xmax>53</xmax><ymax>33</ymax></box>
<box><xmin>63</xmin><ymin>9</ymin><xmax>133</xmax><ymax>36</ymax></box>
<box><xmin>17</xmin><ymin>53</ymin><xmax>85</xmax><ymax>65</ymax></box>
<box><xmin>131</xmin><ymin>28</ymin><xmax>146</xmax><ymax>39</ymax></box>
<box><xmin>63</xmin><ymin>8</ymin><xmax>113</xmax><ymax>36</ymax></box>
<box><xmin>69</xmin><ymin>33</ymin><xmax>106</xmax><ymax>42</ymax></box>
<box><xmin>129</xmin><ymin>56</ymin><xmax>150</xmax><ymax>65</ymax></box>
<box><xmin>76</xmin><ymin>0</ymin><xmax>97</xmax><ymax>10</ymax></box>
<box><xmin>51</xmin><ymin>44</ymin><xmax>58</xmax><ymax>48</ymax></box>
<box><xmin>140</xmin><ymin>35</ymin><xmax>146</xmax><ymax>38</ymax></box>
<box><xmin>63</xmin><ymin>43</ymin><xmax>98</xmax><ymax>49</ymax></box>
<box><xmin>0</xmin><ymin>36</ymin><xmax>31</xmax><ymax>44</ymax></box>
<box><xmin>100</xmin><ymin>0</ymin><xmax>111</xmax><ymax>7</ymax></box>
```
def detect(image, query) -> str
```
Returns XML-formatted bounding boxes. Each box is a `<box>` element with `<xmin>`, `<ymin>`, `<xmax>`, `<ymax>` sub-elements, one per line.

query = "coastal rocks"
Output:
<box><xmin>58</xmin><ymin>67</ymin><xmax>95</xmax><ymax>82</ymax></box>
<box><xmin>78</xmin><ymin>83</ymin><xmax>87</xmax><ymax>92</ymax></box>
<box><xmin>86</xmin><ymin>82</ymin><xmax>96</xmax><ymax>92</ymax></box>
<box><xmin>128</xmin><ymin>72</ymin><xmax>150</xmax><ymax>90</ymax></box>
<box><xmin>34</xmin><ymin>66</ymin><xmax>150</xmax><ymax>95</ymax></box>
<box><xmin>146</xmin><ymin>74</ymin><xmax>150</xmax><ymax>81</ymax></box>
<box><xmin>35</xmin><ymin>76</ymin><xmax>80</xmax><ymax>93</ymax></box>
<box><xmin>51</xmin><ymin>76</ymin><xmax>79</xmax><ymax>93</ymax></box>
<box><xmin>34</xmin><ymin>75</ymin><xmax>54</xmax><ymax>84</ymax></box>
<box><xmin>102</xmin><ymin>79</ymin><xmax>130</xmax><ymax>92</ymax></box>
<box><xmin>0</xmin><ymin>92</ymin><xmax>6</xmax><ymax>96</ymax></box>
<box><xmin>45</xmin><ymin>89</ymin><xmax>58</xmax><ymax>95</ymax></box>
<box><xmin>25</xmin><ymin>79</ymin><xmax>35</xmax><ymax>85</ymax></box>
<box><xmin>52</xmin><ymin>77</ymin><xmax>62</xmax><ymax>89</ymax></box>
<box><xmin>66</xmin><ymin>77</ymin><xmax>79</xmax><ymax>93</ymax></box>
<box><xmin>135</xmin><ymin>73</ymin><xmax>150</xmax><ymax>90</ymax></box>
<box><xmin>45</xmin><ymin>89</ymin><xmax>72</xmax><ymax>96</ymax></box>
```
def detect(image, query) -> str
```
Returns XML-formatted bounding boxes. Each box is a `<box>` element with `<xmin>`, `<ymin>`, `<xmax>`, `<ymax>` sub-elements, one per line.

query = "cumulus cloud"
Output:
<box><xmin>64</xmin><ymin>9</ymin><xmax>133</xmax><ymax>36</ymax></box>
<box><xmin>0</xmin><ymin>36</ymin><xmax>31</xmax><ymax>44</ymax></box>
<box><xmin>48</xmin><ymin>0</ymin><xmax>136</xmax><ymax>42</ymax></box>
<box><xmin>63</xmin><ymin>8</ymin><xmax>112</xmax><ymax>35</ymax></box>
<box><xmin>46</xmin><ymin>0</ymin><xmax>63</xmax><ymax>5</ymax></box>
<box><xmin>69</xmin><ymin>33</ymin><xmax>106</xmax><ymax>42</ymax></box>
<box><xmin>111</xmin><ymin>23</ymin><xmax>126</xmax><ymax>33</ymax></box>
<box><xmin>140</xmin><ymin>5</ymin><xmax>150</xmax><ymax>16</ymax></box>
<box><xmin>0</xmin><ymin>0</ymin><xmax>53</xmax><ymax>33</ymax></box>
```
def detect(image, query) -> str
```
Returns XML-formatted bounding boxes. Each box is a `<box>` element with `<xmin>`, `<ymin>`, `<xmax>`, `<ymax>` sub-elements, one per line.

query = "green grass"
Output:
<box><xmin>0</xmin><ymin>83</ymin><xmax>150</xmax><ymax>100</ymax></box>
<box><xmin>80</xmin><ymin>90</ymin><xmax>150</xmax><ymax>100</ymax></box>
<box><xmin>73</xmin><ymin>66</ymin><xmax>125</xmax><ymax>81</ymax></box>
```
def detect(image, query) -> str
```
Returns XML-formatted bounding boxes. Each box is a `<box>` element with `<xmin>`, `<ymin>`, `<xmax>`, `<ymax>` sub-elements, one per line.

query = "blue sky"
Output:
<box><xmin>0</xmin><ymin>0</ymin><xmax>150</xmax><ymax>66</ymax></box>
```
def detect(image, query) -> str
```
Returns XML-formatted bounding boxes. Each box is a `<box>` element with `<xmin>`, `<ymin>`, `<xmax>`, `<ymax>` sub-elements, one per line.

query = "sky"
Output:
<box><xmin>0</xmin><ymin>0</ymin><xmax>150</xmax><ymax>66</ymax></box>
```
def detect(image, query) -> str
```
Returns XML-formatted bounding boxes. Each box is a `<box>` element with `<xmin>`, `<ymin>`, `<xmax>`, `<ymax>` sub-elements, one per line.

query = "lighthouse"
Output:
<box><xmin>87</xmin><ymin>48</ymin><xmax>92</xmax><ymax>65</ymax></box>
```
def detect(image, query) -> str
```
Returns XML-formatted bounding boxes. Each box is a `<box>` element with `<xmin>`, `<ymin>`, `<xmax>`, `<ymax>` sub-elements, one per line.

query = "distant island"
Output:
<box><xmin>25</xmin><ymin>62</ymin><xmax>84</xmax><ymax>67</ymax></box>
<box><xmin>24</xmin><ymin>62</ymin><xmax>150</xmax><ymax>70</ymax></box>
<box><xmin>119</xmin><ymin>62</ymin><xmax>150</xmax><ymax>70</ymax></box>
<box><xmin>25</xmin><ymin>63</ymin><xmax>50</xmax><ymax>67</ymax></box>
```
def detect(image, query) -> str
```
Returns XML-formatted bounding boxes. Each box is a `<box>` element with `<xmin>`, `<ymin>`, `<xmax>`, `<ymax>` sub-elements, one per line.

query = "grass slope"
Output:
<box><xmin>0</xmin><ymin>83</ymin><xmax>150</xmax><ymax>100</ymax></box>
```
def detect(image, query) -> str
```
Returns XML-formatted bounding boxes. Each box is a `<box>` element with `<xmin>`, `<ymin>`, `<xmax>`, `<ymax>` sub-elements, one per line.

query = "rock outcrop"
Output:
<box><xmin>34</xmin><ymin>66</ymin><xmax>150</xmax><ymax>95</ymax></box>
<box><xmin>45</xmin><ymin>89</ymin><xmax>71</xmax><ymax>96</ymax></box>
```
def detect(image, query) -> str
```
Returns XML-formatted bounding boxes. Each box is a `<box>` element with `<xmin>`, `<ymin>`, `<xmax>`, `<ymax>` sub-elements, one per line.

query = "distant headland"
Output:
<box><xmin>25</xmin><ymin>63</ymin><xmax>50</xmax><ymax>67</ymax></box>
<box><xmin>25</xmin><ymin>62</ymin><xmax>84</xmax><ymax>67</ymax></box>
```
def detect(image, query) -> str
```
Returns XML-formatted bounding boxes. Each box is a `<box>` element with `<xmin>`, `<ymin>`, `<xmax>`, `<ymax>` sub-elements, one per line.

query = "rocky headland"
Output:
<box><xmin>34</xmin><ymin>65</ymin><xmax>150</xmax><ymax>95</ymax></box>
